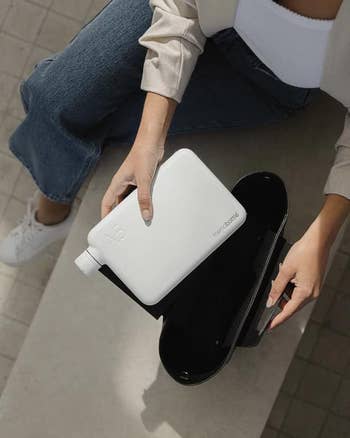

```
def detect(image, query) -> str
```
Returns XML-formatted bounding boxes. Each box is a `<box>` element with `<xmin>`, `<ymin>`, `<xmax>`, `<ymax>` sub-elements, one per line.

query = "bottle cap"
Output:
<box><xmin>74</xmin><ymin>249</ymin><xmax>100</xmax><ymax>276</ymax></box>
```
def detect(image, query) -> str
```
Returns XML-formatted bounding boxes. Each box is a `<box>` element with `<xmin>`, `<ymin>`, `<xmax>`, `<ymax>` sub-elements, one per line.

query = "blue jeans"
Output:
<box><xmin>9</xmin><ymin>0</ymin><xmax>316</xmax><ymax>204</ymax></box>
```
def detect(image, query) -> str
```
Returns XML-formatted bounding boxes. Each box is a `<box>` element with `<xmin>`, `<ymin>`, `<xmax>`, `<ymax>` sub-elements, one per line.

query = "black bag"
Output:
<box><xmin>99</xmin><ymin>171</ymin><xmax>294</xmax><ymax>385</ymax></box>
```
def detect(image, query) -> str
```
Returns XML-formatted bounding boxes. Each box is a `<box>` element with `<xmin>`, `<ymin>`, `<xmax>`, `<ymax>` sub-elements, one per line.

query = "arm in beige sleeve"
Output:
<box><xmin>138</xmin><ymin>0</ymin><xmax>207</xmax><ymax>104</ymax></box>
<box><xmin>323</xmin><ymin>111</ymin><xmax>350</xmax><ymax>200</ymax></box>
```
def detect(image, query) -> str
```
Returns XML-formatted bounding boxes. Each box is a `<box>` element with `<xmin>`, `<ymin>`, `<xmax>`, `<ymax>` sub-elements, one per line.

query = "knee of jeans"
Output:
<box><xmin>21</xmin><ymin>64</ymin><xmax>71</xmax><ymax>121</ymax></box>
<box><xmin>20</xmin><ymin>72</ymin><xmax>54</xmax><ymax>118</ymax></box>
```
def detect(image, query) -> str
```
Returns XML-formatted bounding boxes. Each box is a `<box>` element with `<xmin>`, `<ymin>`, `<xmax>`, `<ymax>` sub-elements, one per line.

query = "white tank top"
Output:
<box><xmin>233</xmin><ymin>0</ymin><xmax>334</xmax><ymax>88</ymax></box>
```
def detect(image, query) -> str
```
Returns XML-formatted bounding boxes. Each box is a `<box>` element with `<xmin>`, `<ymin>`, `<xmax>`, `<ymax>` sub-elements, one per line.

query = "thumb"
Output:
<box><xmin>267</xmin><ymin>262</ymin><xmax>294</xmax><ymax>307</ymax></box>
<box><xmin>137</xmin><ymin>175</ymin><xmax>153</xmax><ymax>221</ymax></box>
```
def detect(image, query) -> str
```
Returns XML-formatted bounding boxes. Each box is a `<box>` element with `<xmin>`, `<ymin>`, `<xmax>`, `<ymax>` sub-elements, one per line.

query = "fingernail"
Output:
<box><xmin>266</xmin><ymin>296</ymin><xmax>274</xmax><ymax>308</ymax></box>
<box><xmin>142</xmin><ymin>209</ymin><xmax>151</xmax><ymax>221</ymax></box>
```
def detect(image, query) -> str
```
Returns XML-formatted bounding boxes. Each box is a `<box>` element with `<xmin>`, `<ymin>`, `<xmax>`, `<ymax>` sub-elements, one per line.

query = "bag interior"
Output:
<box><xmin>159</xmin><ymin>172</ymin><xmax>288</xmax><ymax>384</ymax></box>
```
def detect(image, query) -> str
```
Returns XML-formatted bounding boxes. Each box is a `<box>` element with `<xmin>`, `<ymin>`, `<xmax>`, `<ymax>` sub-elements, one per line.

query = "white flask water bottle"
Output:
<box><xmin>75</xmin><ymin>148</ymin><xmax>247</xmax><ymax>305</ymax></box>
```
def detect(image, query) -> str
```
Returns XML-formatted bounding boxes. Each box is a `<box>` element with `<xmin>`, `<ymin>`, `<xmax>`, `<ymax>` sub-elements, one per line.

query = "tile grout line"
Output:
<box><xmin>1</xmin><ymin>0</ymin><xmax>105</xmax><ymax>56</ymax></box>
<box><xmin>2</xmin><ymin>274</ymin><xmax>44</xmax><ymax>326</ymax></box>
<box><xmin>0</xmin><ymin>1</ymin><xmax>105</xmax><ymax>211</ymax></box>
<box><xmin>278</xmin><ymin>294</ymin><xmax>350</xmax><ymax>436</ymax></box>
<box><xmin>0</xmin><ymin>0</ymin><xmax>97</xmax><ymax>392</ymax></box>
<box><xmin>275</xmin><ymin>363</ymin><xmax>299</xmax><ymax>435</ymax></box>
<box><xmin>265</xmin><ymin>425</ymin><xmax>279</xmax><ymax>435</ymax></box>
<box><xmin>0</xmin><ymin>0</ymin><xmax>57</xmax><ymax>218</ymax></box>
<box><xmin>315</xmin><ymin>411</ymin><xmax>330</xmax><ymax>438</ymax></box>
<box><xmin>278</xmin><ymin>393</ymin><xmax>331</xmax><ymax>437</ymax></box>
<box><xmin>1</xmin><ymin>2</ymin><xmax>93</xmax><ymax>50</ymax></box>
<box><xmin>0</xmin><ymin>351</ymin><xmax>16</xmax><ymax>363</ymax></box>
<box><xmin>0</xmin><ymin>34</ymin><xmax>65</xmax><ymax>71</ymax></box>
<box><xmin>1</xmin><ymin>15</ymin><xmax>81</xmax><ymax>53</ymax></box>
<box><xmin>50</xmin><ymin>4</ymin><xmax>94</xmax><ymax>25</ymax></box>
<box><xmin>318</xmin><ymin>373</ymin><xmax>346</xmax><ymax>437</ymax></box>
<box><xmin>1</xmin><ymin>312</ymin><xmax>29</xmax><ymax>328</ymax></box>
<box><xmin>0</xmin><ymin>1</ymin><xmax>12</xmax><ymax>29</ymax></box>
<box><xmin>328</xmin><ymin>376</ymin><xmax>350</xmax><ymax>418</ymax></box>
<box><xmin>268</xmin><ymin>391</ymin><xmax>292</xmax><ymax>435</ymax></box>
<box><xmin>277</xmin><ymin>429</ymin><xmax>294</xmax><ymax>438</ymax></box>
<box><xmin>280</xmin><ymin>263</ymin><xmax>350</xmax><ymax>434</ymax></box>
<box><xmin>278</xmin><ymin>321</ymin><xmax>329</xmax><ymax>435</ymax></box>
<box><xmin>0</xmin><ymin>190</ymin><xmax>27</xmax><ymax>205</ymax></box>
<box><xmin>0</xmin><ymin>158</ymin><xmax>26</xmax><ymax>229</ymax></box>
<box><xmin>0</xmin><ymin>0</ymin><xmax>61</xmax><ymax>122</ymax></box>
<box><xmin>2</xmin><ymin>272</ymin><xmax>50</xmax><ymax>294</ymax></box>
<box><xmin>82</xmin><ymin>0</ymin><xmax>98</xmax><ymax>24</ymax></box>
<box><xmin>0</xmin><ymin>309</ymin><xmax>33</xmax><ymax>328</ymax></box>
<box><xmin>0</xmin><ymin>0</ymin><xmax>97</xmax><ymax>120</ymax></box>
<box><xmin>27</xmin><ymin>0</ymin><xmax>54</xmax><ymax>8</ymax></box>
<box><xmin>294</xmin><ymin>351</ymin><xmax>348</xmax><ymax>378</ymax></box>
<box><xmin>309</xmin><ymin>322</ymin><xmax>350</xmax><ymax>342</ymax></box>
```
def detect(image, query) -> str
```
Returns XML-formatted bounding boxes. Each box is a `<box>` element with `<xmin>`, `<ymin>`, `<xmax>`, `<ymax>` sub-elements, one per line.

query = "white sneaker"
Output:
<box><xmin>0</xmin><ymin>191</ymin><xmax>77</xmax><ymax>266</ymax></box>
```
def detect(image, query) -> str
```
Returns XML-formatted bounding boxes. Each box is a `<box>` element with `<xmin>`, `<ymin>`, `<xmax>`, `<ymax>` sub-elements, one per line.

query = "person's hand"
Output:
<box><xmin>267</xmin><ymin>230</ymin><xmax>330</xmax><ymax>330</ymax></box>
<box><xmin>267</xmin><ymin>193</ymin><xmax>350</xmax><ymax>330</ymax></box>
<box><xmin>101</xmin><ymin>142</ymin><xmax>164</xmax><ymax>221</ymax></box>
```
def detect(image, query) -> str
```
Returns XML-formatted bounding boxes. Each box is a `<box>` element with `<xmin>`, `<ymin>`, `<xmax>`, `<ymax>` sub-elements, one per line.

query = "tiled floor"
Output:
<box><xmin>0</xmin><ymin>0</ymin><xmax>106</xmax><ymax>393</ymax></box>
<box><xmin>0</xmin><ymin>1</ymin><xmax>349</xmax><ymax>437</ymax></box>
<box><xmin>263</xmin><ymin>248</ymin><xmax>350</xmax><ymax>438</ymax></box>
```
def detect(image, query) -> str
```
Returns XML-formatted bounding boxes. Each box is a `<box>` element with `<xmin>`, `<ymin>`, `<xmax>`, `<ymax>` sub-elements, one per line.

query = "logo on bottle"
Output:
<box><xmin>212</xmin><ymin>212</ymin><xmax>239</xmax><ymax>237</ymax></box>
<box><xmin>104</xmin><ymin>224</ymin><xmax>126</xmax><ymax>243</ymax></box>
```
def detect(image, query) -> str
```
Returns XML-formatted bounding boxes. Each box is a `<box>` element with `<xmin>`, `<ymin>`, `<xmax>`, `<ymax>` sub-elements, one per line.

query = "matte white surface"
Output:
<box><xmin>80</xmin><ymin>148</ymin><xmax>246</xmax><ymax>305</ymax></box>
<box><xmin>0</xmin><ymin>93</ymin><xmax>346</xmax><ymax>437</ymax></box>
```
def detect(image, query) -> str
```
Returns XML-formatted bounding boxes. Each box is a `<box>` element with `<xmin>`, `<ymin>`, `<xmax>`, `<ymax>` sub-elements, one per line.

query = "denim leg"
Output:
<box><xmin>9</xmin><ymin>0</ymin><xmax>152</xmax><ymax>204</ymax></box>
<box><xmin>105</xmin><ymin>29</ymin><xmax>317</xmax><ymax>144</ymax></box>
<box><xmin>10</xmin><ymin>3</ymin><xmax>316</xmax><ymax>205</ymax></box>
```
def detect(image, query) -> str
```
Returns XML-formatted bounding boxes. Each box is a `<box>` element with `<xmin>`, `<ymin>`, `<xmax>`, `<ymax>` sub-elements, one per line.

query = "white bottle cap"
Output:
<box><xmin>74</xmin><ymin>249</ymin><xmax>101</xmax><ymax>276</ymax></box>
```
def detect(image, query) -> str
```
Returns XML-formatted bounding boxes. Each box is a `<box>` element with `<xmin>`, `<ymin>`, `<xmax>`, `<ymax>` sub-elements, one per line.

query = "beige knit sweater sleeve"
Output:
<box><xmin>138</xmin><ymin>0</ymin><xmax>207</xmax><ymax>103</ymax></box>
<box><xmin>324</xmin><ymin>112</ymin><xmax>350</xmax><ymax>200</ymax></box>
